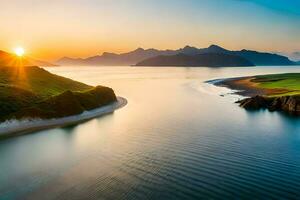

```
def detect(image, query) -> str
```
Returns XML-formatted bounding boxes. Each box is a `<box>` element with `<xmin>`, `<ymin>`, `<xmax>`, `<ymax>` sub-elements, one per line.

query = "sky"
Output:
<box><xmin>0</xmin><ymin>0</ymin><xmax>299</xmax><ymax>61</ymax></box>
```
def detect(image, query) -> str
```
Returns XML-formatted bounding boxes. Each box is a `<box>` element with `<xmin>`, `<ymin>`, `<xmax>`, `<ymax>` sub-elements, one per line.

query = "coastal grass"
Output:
<box><xmin>251</xmin><ymin>73</ymin><xmax>300</xmax><ymax>96</ymax></box>
<box><xmin>0</xmin><ymin>66</ymin><xmax>92</xmax><ymax>98</ymax></box>
<box><xmin>217</xmin><ymin>73</ymin><xmax>300</xmax><ymax>116</ymax></box>
<box><xmin>0</xmin><ymin>66</ymin><xmax>117</xmax><ymax>121</ymax></box>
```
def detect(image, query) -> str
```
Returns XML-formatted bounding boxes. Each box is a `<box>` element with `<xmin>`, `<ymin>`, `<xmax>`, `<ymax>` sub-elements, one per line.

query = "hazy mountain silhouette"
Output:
<box><xmin>58</xmin><ymin>48</ymin><xmax>170</xmax><ymax>66</ymax></box>
<box><xmin>290</xmin><ymin>52</ymin><xmax>300</xmax><ymax>61</ymax></box>
<box><xmin>57</xmin><ymin>45</ymin><xmax>296</xmax><ymax>66</ymax></box>
<box><xmin>136</xmin><ymin>53</ymin><xmax>255</xmax><ymax>67</ymax></box>
<box><xmin>0</xmin><ymin>50</ymin><xmax>56</xmax><ymax>67</ymax></box>
<box><xmin>233</xmin><ymin>49</ymin><xmax>294</xmax><ymax>66</ymax></box>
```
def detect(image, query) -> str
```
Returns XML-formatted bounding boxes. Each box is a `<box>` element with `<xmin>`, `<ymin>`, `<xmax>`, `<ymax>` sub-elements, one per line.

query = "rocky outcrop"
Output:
<box><xmin>237</xmin><ymin>95</ymin><xmax>300</xmax><ymax>115</ymax></box>
<box><xmin>237</xmin><ymin>96</ymin><xmax>272</xmax><ymax>110</ymax></box>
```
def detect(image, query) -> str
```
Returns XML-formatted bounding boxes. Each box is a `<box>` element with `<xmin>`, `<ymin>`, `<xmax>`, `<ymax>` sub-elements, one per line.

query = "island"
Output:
<box><xmin>0</xmin><ymin>66</ymin><xmax>126</xmax><ymax>139</ymax></box>
<box><xmin>213</xmin><ymin>73</ymin><xmax>300</xmax><ymax>115</ymax></box>
<box><xmin>135</xmin><ymin>53</ymin><xmax>254</xmax><ymax>67</ymax></box>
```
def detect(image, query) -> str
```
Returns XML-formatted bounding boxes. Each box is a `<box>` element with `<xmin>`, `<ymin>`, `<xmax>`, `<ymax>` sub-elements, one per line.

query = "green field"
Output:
<box><xmin>251</xmin><ymin>73</ymin><xmax>300</xmax><ymax>96</ymax></box>
<box><xmin>0</xmin><ymin>66</ymin><xmax>116</xmax><ymax>121</ymax></box>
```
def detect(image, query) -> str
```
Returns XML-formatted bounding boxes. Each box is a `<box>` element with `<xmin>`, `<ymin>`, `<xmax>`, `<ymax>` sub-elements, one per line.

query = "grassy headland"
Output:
<box><xmin>250</xmin><ymin>73</ymin><xmax>300</xmax><ymax>96</ymax></box>
<box><xmin>0</xmin><ymin>66</ymin><xmax>117</xmax><ymax>121</ymax></box>
<box><xmin>215</xmin><ymin>73</ymin><xmax>300</xmax><ymax>115</ymax></box>
<box><xmin>218</xmin><ymin>73</ymin><xmax>300</xmax><ymax>97</ymax></box>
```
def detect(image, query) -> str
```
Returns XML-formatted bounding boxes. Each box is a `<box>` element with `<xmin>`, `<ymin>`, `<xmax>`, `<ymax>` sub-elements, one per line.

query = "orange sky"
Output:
<box><xmin>1</xmin><ymin>0</ymin><xmax>299</xmax><ymax>61</ymax></box>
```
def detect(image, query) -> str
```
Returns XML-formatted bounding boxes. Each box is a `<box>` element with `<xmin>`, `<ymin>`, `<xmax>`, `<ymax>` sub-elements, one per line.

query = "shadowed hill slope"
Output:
<box><xmin>0</xmin><ymin>66</ymin><xmax>116</xmax><ymax>121</ymax></box>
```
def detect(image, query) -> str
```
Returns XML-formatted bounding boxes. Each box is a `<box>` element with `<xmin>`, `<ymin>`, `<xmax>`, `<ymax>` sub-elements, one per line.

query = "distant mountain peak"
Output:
<box><xmin>183</xmin><ymin>45</ymin><xmax>197</xmax><ymax>50</ymax></box>
<box><xmin>183</xmin><ymin>45</ymin><xmax>192</xmax><ymax>48</ymax></box>
<box><xmin>133</xmin><ymin>47</ymin><xmax>145</xmax><ymax>52</ymax></box>
<box><xmin>179</xmin><ymin>45</ymin><xmax>200</xmax><ymax>55</ymax></box>
<box><xmin>101</xmin><ymin>52</ymin><xmax>118</xmax><ymax>57</ymax></box>
<box><xmin>208</xmin><ymin>44</ymin><xmax>226</xmax><ymax>50</ymax></box>
<box><xmin>208</xmin><ymin>44</ymin><xmax>220</xmax><ymax>48</ymax></box>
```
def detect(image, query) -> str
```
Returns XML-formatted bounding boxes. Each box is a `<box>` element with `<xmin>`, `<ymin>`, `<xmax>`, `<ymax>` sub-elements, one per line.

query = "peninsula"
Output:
<box><xmin>214</xmin><ymin>73</ymin><xmax>300</xmax><ymax>115</ymax></box>
<box><xmin>0</xmin><ymin>65</ymin><xmax>125</xmax><ymax>139</ymax></box>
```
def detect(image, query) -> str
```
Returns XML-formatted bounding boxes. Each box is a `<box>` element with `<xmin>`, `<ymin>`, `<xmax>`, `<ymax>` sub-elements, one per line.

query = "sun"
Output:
<box><xmin>14</xmin><ymin>47</ymin><xmax>25</xmax><ymax>57</ymax></box>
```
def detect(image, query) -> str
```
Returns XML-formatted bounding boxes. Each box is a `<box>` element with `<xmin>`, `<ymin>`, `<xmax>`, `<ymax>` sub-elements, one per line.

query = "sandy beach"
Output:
<box><xmin>209</xmin><ymin>77</ymin><xmax>289</xmax><ymax>97</ymax></box>
<box><xmin>0</xmin><ymin>97</ymin><xmax>127</xmax><ymax>140</ymax></box>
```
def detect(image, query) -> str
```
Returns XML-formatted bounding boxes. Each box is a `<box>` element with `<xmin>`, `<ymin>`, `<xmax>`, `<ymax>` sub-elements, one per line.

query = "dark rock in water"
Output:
<box><xmin>268</xmin><ymin>97</ymin><xmax>282</xmax><ymax>111</ymax></box>
<box><xmin>236</xmin><ymin>95</ymin><xmax>300</xmax><ymax>116</ymax></box>
<box><xmin>237</xmin><ymin>95</ymin><xmax>270</xmax><ymax>110</ymax></box>
<box><xmin>279</xmin><ymin>96</ymin><xmax>300</xmax><ymax>114</ymax></box>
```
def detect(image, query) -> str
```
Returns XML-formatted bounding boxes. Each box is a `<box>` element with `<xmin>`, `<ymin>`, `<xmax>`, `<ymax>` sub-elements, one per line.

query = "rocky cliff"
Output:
<box><xmin>237</xmin><ymin>95</ymin><xmax>300</xmax><ymax>115</ymax></box>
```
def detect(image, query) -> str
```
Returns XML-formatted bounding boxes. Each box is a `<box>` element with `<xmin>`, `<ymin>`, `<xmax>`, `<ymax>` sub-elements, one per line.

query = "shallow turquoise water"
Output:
<box><xmin>0</xmin><ymin>66</ymin><xmax>300</xmax><ymax>199</ymax></box>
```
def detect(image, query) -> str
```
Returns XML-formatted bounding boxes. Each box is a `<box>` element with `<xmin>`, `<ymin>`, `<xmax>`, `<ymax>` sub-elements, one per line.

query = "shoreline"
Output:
<box><xmin>208</xmin><ymin>76</ymin><xmax>300</xmax><ymax>115</ymax></box>
<box><xmin>0</xmin><ymin>97</ymin><xmax>127</xmax><ymax>140</ymax></box>
<box><xmin>208</xmin><ymin>76</ymin><xmax>288</xmax><ymax>97</ymax></box>
<box><xmin>208</xmin><ymin>76</ymin><xmax>267</xmax><ymax>97</ymax></box>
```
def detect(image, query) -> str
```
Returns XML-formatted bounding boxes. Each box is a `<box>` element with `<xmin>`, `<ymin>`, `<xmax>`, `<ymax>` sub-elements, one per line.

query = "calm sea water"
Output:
<box><xmin>1</xmin><ymin>66</ymin><xmax>300</xmax><ymax>199</ymax></box>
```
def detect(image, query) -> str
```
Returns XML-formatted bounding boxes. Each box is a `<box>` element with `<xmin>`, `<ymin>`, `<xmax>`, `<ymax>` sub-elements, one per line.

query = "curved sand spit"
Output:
<box><xmin>0</xmin><ymin>97</ymin><xmax>127</xmax><ymax>139</ymax></box>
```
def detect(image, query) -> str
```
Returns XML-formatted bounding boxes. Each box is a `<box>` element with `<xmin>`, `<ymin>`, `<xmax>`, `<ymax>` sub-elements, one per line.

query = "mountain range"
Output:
<box><xmin>0</xmin><ymin>50</ymin><xmax>56</xmax><ymax>67</ymax></box>
<box><xmin>57</xmin><ymin>45</ymin><xmax>296</xmax><ymax>66</ymax></box>
<box><xmin>136</xmin><ymin>53</ymin><xmax>255</xmax><ymax>67</ymax></box>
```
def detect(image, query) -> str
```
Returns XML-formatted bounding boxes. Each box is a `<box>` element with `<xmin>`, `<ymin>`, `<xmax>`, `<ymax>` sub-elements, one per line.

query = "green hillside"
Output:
<box><xmin>0</xmin><ymin>66</ymin><xmax>92</xmax><ymax>98</ymax></box>
<box><xmin>0</xmin><ymin>66</ymin><xmax>117</xmax><ymax>121</ymax></box>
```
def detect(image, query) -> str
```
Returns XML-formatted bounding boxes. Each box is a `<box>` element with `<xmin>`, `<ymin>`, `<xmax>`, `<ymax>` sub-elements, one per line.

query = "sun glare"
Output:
<box><xmin>14</xmin><ymin>47</ymin><xmax>25</xmax><ymax>57</ymax></box>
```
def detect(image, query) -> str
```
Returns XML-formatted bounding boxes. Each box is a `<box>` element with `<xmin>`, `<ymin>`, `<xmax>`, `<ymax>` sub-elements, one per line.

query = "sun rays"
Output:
<box><xmin>14</xmin><ymin>47</ymin><xmax>25</xmax><ymax>57</ymax></box>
